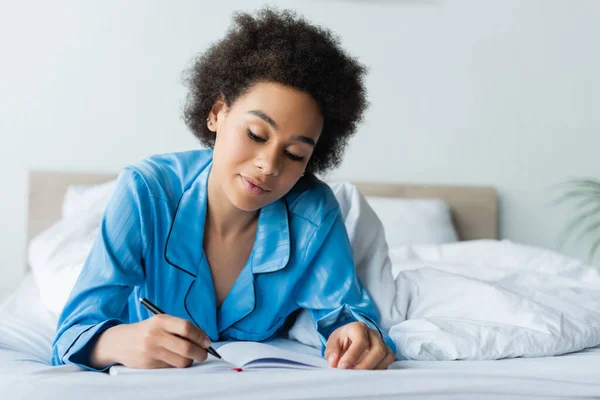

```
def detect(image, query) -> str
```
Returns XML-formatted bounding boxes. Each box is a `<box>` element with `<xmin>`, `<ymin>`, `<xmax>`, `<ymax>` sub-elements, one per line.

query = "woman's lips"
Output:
<box><xmin>241</xmin><ymin>176</ymin><xmax>271</xmax><ymax>195</ymax></box>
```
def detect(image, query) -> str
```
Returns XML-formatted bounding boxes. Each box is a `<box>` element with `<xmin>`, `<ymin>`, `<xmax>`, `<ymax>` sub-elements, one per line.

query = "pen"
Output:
<box><xmin>139</xmin><ymin>297</ymin><xmax>222</xmax><ymax>359</ymax></box>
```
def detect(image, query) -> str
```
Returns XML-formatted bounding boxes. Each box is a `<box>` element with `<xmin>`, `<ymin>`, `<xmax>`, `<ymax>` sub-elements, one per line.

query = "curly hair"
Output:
<box><xmin>182</xmin><ymin>7</ymin><xmax>368</xmax><ymax>175</ymax></box>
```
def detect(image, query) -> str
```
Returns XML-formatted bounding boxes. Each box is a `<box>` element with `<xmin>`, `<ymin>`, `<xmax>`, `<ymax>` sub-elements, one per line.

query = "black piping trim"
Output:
<box><xmin>256</xmin><ymin>198</ymin><xmax>292</xmax><ymax>276</ymax></box>
<box><xmin>60</xmin><ymin>325</ymin><xmax>96</xmax><ymax>364</ymax></box>
<box><xmin>183</xmin><ymin>279</ymin><xmax>201</xmax><ymax>327</ymax></box>
<box><xmin>163</xmin><ymin>191</ymin><xmax>196</xmax><ymax>278</ymax></box>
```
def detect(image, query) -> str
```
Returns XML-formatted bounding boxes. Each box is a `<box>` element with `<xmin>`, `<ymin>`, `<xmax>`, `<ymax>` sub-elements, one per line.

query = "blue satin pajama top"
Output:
<box><xmin>51</xmin><ymin>149</ymin><xmax>395</xmax><ymax>371</ymax></box>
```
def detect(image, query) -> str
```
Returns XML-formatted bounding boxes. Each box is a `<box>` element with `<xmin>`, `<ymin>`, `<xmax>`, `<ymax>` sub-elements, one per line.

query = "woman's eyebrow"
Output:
<box><xmin>246</xmin><ymin>109</ymin><xmax>316</xmax><ymax>147</ymax></box>
<box><xmin>248</xmin><ymin>110</ymin><xmax>278</xmax><ymax>130</ymax></box>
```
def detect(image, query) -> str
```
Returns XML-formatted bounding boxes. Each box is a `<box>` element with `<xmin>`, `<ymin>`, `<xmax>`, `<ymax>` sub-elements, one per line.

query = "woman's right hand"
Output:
<box><xmin>90</xmin><ymin>314</ymin><xmax>212</xmax><ymax>370</ymax></box>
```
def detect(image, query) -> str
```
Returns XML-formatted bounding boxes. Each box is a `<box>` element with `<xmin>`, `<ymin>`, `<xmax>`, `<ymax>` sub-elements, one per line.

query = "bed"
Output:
<box><xmin>2</xmin><ymin>170</ymin><xmax>600</xmax><ymax>399</ymax></box>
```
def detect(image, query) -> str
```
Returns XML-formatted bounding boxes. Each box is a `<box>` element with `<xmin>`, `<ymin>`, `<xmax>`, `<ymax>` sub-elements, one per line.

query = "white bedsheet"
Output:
<box><xmin>2</xmin><ymin>275</ymin><xmax>600</xmax><ymax>399</ymax></box>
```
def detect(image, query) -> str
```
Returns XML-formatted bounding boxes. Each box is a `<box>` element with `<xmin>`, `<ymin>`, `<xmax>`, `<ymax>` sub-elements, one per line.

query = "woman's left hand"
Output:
<box><xmin>324</xmin><ymin>321</ymin><xmax>395</xmax><ymax>370</ymax></box>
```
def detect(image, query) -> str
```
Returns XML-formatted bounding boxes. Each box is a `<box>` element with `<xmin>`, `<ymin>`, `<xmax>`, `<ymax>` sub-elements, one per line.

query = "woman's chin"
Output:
<box><xmin>229</xmin><ymin>193</ymin><xmax>268</xmax><ymax>212</ymax></box>
<box><xmin>230</xmin><ymin>176</ymin><xmax>276</xmax><ymax>211</ymax></box>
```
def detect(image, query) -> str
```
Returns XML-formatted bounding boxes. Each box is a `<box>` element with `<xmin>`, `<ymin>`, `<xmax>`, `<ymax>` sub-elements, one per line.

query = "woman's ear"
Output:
<box><xmin>207</xmin><ymin>94</ymin><xmax>228</xmax><ymax>132</ymax></box>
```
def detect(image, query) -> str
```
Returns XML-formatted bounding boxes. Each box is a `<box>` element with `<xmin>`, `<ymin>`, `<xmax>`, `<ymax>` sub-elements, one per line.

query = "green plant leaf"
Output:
<box><xmin>552</xmin><ymin>178</ymin><xmax>600</xmax><ymax>191</ymax></box>
<box><xmin>589</xmin><ymin>236</ymin><xmax>600</xmax><ymax>263</ymax></box>
<box><xmin>562</xmin><ymin>177</ymin><xmax>600</xmax><ymax>186</ymax></box>
<box><xmin>571</xmin><ymin>196</ymin><xmax>600</xmax><ymax>211</ymax></box>
<box><xmin>557</xmin><ymin>204</ymin><xmax>600</xmax><ymax>247</ymax></box>
<box><xmin>554</xmin><ymin>177</ymin><xmax>600</xmax><ymax>261</ymax></box>
<box><xmin>575</xmin><ymin>218</ymin><xmax>600</xmax><ymax>243</ymax></box>
<box><xmin>568</xmin><ymin>181</ymin><xmax>600</xmax><ymax>196</ymax></box>
<box><xmin>553</xmin><ymin>188</ymin><xmax>600</xmax><ymax>206</ymax></box>
<box><xmin>570</xmin><ymin>179</ymin><xmax>600</xmax><ymax>191</ymax></box>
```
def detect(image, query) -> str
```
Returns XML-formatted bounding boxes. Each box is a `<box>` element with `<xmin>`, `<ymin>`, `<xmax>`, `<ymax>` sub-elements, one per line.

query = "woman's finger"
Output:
<box><xmin>352</xmin><ymin>329</ymin><xmax>388</xmax><ymax>370</ymax></box>
<box><xmin>161</xmin><ymin>332</ymin><xmax>208</xmax><ymax>362</ymax></box>
<box><xmin>156</xmin><ymin>314</ymin><xmax>211</xmax><ymax>349</ymax></box>
<box><xmin>337</xmin><ymin>325</ymin><xmax>370</xmax><ymax>369</ymax></box>
<box><xmin>155</xmin><ymin>346</ymin><xmax>195</xmax><ymax>369</ymax></box>
<box><xmin>324</xmin><ymin>332</ymin><xmax>343</xmax><ymax>367</ymax></box>
<box><xmin>374</xmin><ymin>349</ymin><xmax>396</xmax><ymax>370</ymax></box>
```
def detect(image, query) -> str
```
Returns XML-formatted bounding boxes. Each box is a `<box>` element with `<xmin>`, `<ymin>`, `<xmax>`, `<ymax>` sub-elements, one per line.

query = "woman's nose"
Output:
<box><xmin>255</xmin><ymin>148</ymin><xmax>281</xmax><ymax>176</ymax></box>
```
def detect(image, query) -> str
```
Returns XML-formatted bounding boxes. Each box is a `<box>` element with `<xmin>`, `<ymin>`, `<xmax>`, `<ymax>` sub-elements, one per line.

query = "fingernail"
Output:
<box><xmin>328</xmin><ymin>354</ymin><xmax>336</xmax><ymax>365</ymax></box>
<box><xmin>338</xmin><ymin>362</ymin><xmax>349</xmax><ymax>369</ymax></box>
<box><xmin>203</xmin><ymin>339</ymin><xmax>211</xmax><ymax>348</ymax></box>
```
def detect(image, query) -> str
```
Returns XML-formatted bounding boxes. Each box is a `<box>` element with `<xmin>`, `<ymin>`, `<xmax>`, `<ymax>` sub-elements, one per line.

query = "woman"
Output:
<box><xmin>51</xmin><ymin>7</ymin><xmax>396</xmax><ymax>372</ymax></box>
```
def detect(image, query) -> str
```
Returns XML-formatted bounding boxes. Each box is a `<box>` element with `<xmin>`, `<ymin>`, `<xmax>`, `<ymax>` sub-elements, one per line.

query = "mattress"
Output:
<box><xmin>2</xmin><ymin>275</ymin><xmax>600</xmax><ymax>399</ymax></box>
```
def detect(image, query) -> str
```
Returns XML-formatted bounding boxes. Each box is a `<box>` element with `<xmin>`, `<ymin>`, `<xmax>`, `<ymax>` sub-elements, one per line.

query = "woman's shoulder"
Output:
<box><xmin>123</xmin><ymin>149</ymin><xmax>212</xmax><ymax>202</ymax></box>
<box><xmin>284</xmin><ymin>175</ymin><xmax>341</xmax><ymax>226</ymax></box>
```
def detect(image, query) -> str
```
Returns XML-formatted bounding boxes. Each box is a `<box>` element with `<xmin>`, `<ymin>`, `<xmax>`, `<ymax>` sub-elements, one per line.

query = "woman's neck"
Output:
<box><xmin>206</xmin><ymin>173</ymin><xmax>258</xmax><ymax>239</ymax></box>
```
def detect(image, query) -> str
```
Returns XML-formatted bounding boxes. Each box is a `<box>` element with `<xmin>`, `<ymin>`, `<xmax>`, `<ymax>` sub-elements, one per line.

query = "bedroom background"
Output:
<box><xmin>1</xmin><ymin>0</ymin><xmax>599</xmax><ymax>295</ymax></box>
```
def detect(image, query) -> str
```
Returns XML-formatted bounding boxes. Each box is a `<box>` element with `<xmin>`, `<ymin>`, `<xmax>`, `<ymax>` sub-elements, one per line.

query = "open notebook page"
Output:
<box><xmin>109</xmin><ymin>339</ymin><xmax>328</xmax><ymax>375</ymax></box>
<box><xmin>219</xmin><ymin>341</ymin><xmax>329</xmax><ymax>369</ymax></box>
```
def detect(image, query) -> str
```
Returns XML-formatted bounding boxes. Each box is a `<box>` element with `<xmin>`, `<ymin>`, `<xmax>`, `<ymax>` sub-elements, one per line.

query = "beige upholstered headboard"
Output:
<box><xmin>352</xmin><ymin>182</ymin><xmax>498</xmax><ymax>241</ymax></box>
<box><xmin>27</xmin><ymin>171</ymin><xmax>498</xmax><ymax>249</ymax></box>
<box><xmin>27</xmin><ymin>171</ymin><xmax>118</xmax><ymax>242</ymax></box>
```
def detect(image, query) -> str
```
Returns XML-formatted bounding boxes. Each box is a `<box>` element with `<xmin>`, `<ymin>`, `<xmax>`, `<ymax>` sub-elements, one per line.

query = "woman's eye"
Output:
<box><xmin>285</xmin><ymin>151</ymin><xmax>305</xmax><ymax>162</ymax></box>
<box><xmin>247</xmin><ymin>129</ymin><xmax>304</xmax><ymax>162</ymax></box>
<box><xmin>247</xmin><ymin>130</ymin><xmax>266</xmax><ymax>142</ymax></box>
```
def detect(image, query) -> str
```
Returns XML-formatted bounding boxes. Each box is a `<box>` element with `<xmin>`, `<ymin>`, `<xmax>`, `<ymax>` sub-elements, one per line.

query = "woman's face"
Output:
<box><xmin>208</xmin><ymin>82</ymin><xmax>323</xmax><ymax>212</ymax></box>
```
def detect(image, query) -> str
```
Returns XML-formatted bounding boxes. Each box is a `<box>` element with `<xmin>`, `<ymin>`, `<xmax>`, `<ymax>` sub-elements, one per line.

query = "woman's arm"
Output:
<box><xmin>51</xmin><ymin>168</ymin><xmax>151</xmax><ymax>371</ymax></box>
<box><xmin>293</xmin><ymin>207</ymin><xmax>397</xmax><ymax>369</ymax></box>
<box><xmin>52</xmin><ymin>167</ymin><xmax>214</xmax><ymax>372</ymax></box>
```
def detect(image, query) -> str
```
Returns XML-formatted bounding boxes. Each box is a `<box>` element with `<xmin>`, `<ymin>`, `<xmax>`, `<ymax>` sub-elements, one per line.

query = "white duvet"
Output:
<box><xmin>388</xmin><ymin>244</ymin><xmax>600</xmax><ymax>361</ymax></box>
<box><xmin>290</xmin><ymin>183</ymin><xmax>600</xmax><ymax>361</ymax></box>
<box><xmin>27</xmin><ymin>181</ymin><xmax>600</xmax><ymax>363</ymax></box>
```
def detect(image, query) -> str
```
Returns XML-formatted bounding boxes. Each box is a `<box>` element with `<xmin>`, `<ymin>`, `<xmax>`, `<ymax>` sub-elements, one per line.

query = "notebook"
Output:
<box><xmin>108</xmin><ymin>340</ymin><xmax>330</xmax><ymax>375</ymax></box>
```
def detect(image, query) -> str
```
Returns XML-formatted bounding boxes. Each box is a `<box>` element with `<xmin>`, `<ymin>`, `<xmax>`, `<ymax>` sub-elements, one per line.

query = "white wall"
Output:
<box><xmin>1</xmin><ymin>0</ymin><xmax>599</xmax><ymax>292</ymax></box>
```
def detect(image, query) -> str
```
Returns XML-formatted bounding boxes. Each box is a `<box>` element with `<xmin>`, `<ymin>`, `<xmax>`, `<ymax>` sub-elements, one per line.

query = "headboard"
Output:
<box><xmin>27</xmin><ymin>171</ymin><xmax>498</xmax><ymax>246</ymax></box>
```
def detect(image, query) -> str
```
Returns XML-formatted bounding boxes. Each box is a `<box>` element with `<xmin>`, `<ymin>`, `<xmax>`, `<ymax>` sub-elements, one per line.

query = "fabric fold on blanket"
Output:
<box><xmin>290</xmin><ymin>184</ymin><xmax>600</xmax><ymax>361</ymax></box>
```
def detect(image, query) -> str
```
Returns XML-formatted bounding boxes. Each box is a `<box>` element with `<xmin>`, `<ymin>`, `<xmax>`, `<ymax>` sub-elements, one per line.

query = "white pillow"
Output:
<box><xmin>61</xmin><ymin>180</ymin><xmax>116</xmax><ymax>219</ymax></box>
<box><xmin>28</xmin><ymin>179</ymin><xmax>117</xmax><ymax>315</ymax></box>
<box><xmin>365</xmin><ymin>196</ymin><xmax>458</xmax><ymax>247</ymax></box>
